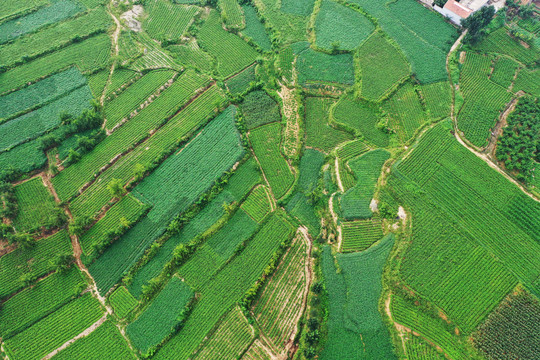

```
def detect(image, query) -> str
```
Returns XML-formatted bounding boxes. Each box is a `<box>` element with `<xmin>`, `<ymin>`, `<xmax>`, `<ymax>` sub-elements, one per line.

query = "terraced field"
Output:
<box><xmin>1</xmin><ymin>1</ymin><xmax>538</xmax><ymax>359</ymax></box>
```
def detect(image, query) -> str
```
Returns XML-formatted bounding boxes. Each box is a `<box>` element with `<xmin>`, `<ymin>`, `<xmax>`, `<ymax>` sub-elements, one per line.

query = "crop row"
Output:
<box><xmin>193</xmin><ymin>306</ymin><xmax>253</xmax><ymax>359</ymax></box>
<box><xmin>127</xmin><ymin>276</ymin><xmax>193</xmax><ymax>354</ymax></box>
<box><xmin>0</xmin><ymin>230</ymin><xmax>72</xmax><ymax>298</ymax></box>
<box><xmin>198</xmin><ymin>10</ymin><xmax>258</xmax><ymax>77</ymax></box>
<box><xmin>240</xmin><ymin>185</ymin><xmax>272</xmax><ymax>223</ymax></box>
<box><xmin>53</xmin><ymin>69</ymin><xmax>210</xmax><ymax>202</ymax></box>
<box><xmin>0</xmin><ymin>268</ymin><xmax>84</xmax><ymax>339</ymax></box>
<box><xmin>104</xmin><ymin>70</ymin><xmax>176</xmax><ymax>129</ymax></box>
<box><xmin>0</xmin><ymin>7</ymin><xmax>110</xmax><ymax>68</ymax></box>
<box><xmin>341</xmin><ymin>218</ymin><xmax>383</xmax><ymax>252</ymax></box>
<box><xmin>154</xmin><ymin>211</ymin><xmax>295</xmax><ymax>359</ymax></box>
<box><xmin>89</xmin><ymin>105</ymin><xmax>244</xmax><ymax>294</ymax></box>
<box><xmin>4</xmin><ymin>293</ymin><xmax>103</xmax><ymax>360</ymax></box>
<box><xmin>253</xmin><ymin>233</ymin><xmax>308</xmax><ymax>348</ymax></box>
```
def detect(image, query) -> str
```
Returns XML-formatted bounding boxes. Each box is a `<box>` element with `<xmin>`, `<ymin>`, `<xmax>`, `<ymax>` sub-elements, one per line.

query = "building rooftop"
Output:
<box><xmin>444</xmin><ymin>0</ymin><xmax>474</xmax><ymax>18</ymax></box>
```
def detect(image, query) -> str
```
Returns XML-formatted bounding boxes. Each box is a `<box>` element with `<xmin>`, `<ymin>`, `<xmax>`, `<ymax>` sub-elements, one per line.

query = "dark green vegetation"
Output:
<box><xmin>473</xmin><ymin>288</ymin><xmax>540</xmax><ymax>360</ymax></box>
<box><xmin>1</xmin><ymin>1</ymin><xmax>539</xmax><ymax>360</ymax></box>
<box><xmin>321</xmin><ymin>235</ymin><xmax>396</xmax><ymax>360</ymax></box>
<box><xmin>496</xmin><ymin>97</ymin><xmax>539</xmax><ymax>183</ymax></box>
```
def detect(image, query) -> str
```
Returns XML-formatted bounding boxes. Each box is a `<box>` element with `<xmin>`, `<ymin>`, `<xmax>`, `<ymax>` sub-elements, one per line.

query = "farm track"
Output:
<box><xmin>42</xmin><ymin>314</ymin><xmax>108</xmax><ymax>360</ymax></box>
<box><xmin>446</xmin><ymin>33</ymin><xmax>540</xmax><ymax>203</ymax></box>
<box><xmin>101</xmin><ymin>6</ymin><xmax>122</xmax><ymax>108</ymax></box>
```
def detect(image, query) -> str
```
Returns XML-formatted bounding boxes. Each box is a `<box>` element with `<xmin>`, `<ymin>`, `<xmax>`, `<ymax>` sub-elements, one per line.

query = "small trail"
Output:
<box><xmin>42</xmin><ymin>170</ymin><xmax>112</xmax><ymax>310</ymax></box>
<box><xmin>42</xmin><ymin>314</ymin><xmax>107</xmax><ymax>360</ymax></box>
<box><xmin>101</xmin><ymin>5</ymin><xmax>122</xmax><ymax>108</ymax></box>
<box><xmin>328</xmin><ymin>193</ymin><xmax>342</xmax><ymax>251</ymax></box>
<box><xmin>334</xmin><ymin>157</ymin><xmax>344</xmax><ymax>193</ymax></box>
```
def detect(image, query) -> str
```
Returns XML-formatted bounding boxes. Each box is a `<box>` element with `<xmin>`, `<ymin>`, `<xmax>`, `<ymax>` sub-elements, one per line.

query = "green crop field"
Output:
<box><xmin>241</xmin><ymin>185</ymin><xmax>272</xmax><ymax>223</ymax></box>
<box><xmin>53</xmin><ymin>321</ymin><xmax>136</xmax><ymax>359</ymax></box>
<box><xmin>4</xmin><ymin>293</ymin><xmax>103</xmax><ymax>360</ymax></box>
<box><xmin>240</xmin><ymin>90</ymin><xmax>281</xmax><ymax>129</ymax></box>
<box><xmin>315</xmin><ymin>0</ymin><xmax>374</xmax><ymax>52</ymax></box>
<box><xmin>457</xmin><ymin>53</ymin><xmax>513</xmax><ymax>148</ymax></box>
<box><xmin>104</xmin><ymin>70</ymin><xmax>176</xmax><ymax>129</ymax></box>
<box><xmin>198</xmin><ymin>10</ymin><xmax>258</xmax><ymax>77</ymax></box>
<box><xmin>249</xmin><ymin>122</ymin><xmax>295</xmax><ymax>199</ymax></box>
<box><xmin>0</xmin><ymin>8</ymin><xmax>111</xmax><ymax>69</ymax></box>
<box><xmin>193</xmin><ymin>305</ymin><xmax>254</xmax><ymax>359</ymax></box>
<box><xmin>356</xmin><ymin>31</ymin><xmax>410</xmax><ymax>102</ymax></box>
<box><xmin>294</xmin><ymin>42</ymin><xmax>356</xmax><ymax>86</ymax></box>
<box><xmin>109</xmin><ymin>286</ymin><xmax>138</xmax><ymax>319</ymax></box>
<box><xmin>383</xmin><ymin>82</ymin><xmax>427</xmax><ymax>143</ymax></box>
<box><xmin>242</xmin><ymin>6</ymin><xmax>271</xmax><ymax>51</ymax></box>
<box><xmin>11</xmin><ymin>177</ymin><xmax>57</xmax><ymax>233</ymax></box>
<box><xmin>253</xmin><ymin>233</ymin><xmax>309</xmax><ymax>348</ymax></box>
<box><xmin>225</xmin><ymin>64</ymin><xmax>256</xmax><ymax>95</ymax></box>
<box><xmin>305</xmin><ymin>97</ymin><xmax>353</xmax><ymax>152</ymax></box>
<box><xmin>0</xmin><ymin>268</ymin><xmax>85</xmax><ymax>339</ymax></box>
<box><xmin>340</xmin><ymin>149</ymin><xmax>390</xmax><ymax>220</ymax></box>
<box><xmin>0</xmin><ymin>0</ymin><xmax>85</xmax><ymax>44</ymax></box>
<box><xmin>321</xmin><ymin>235</ymin><xmax>396</xmax><ymax>359</ymax></box>
<box><xmin>127</xmin><ymin>276</ymin><xmax>193</xmax><ymax>354</ymax></box>
<box><xmin>144</xmin><ymin>0</ymin><xmax>199</xmax><ymax>42</ymax></box>
<box><xmin>333</xmin><ymin>94</ymin><xmax>388</xmax><ymax>147</ymax></box>
<box><xmin>1</xmin><ymin>1</ymin><xmax>538</xmax><ymax>359</ymax></box>
<box><xmin>420</xmin><ymin>81</ymin><xmax>452</xmax><ymax>120</ymax></box>
<box><xmin>0</xmin><ymin>230</ymin><xmax>72</xmax><ymax>298</ymax></box>
<box><xmin>341</xmin><ymin>219</ymin><xmax>384</xmax><ymax>252</ymax></box>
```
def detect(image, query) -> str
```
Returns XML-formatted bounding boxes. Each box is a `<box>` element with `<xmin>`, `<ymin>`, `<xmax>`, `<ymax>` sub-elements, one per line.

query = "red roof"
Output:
<box><xmin>444</xmin><ymin>0</ymin><xmax>473</xmax><ymax>18</ymax></box>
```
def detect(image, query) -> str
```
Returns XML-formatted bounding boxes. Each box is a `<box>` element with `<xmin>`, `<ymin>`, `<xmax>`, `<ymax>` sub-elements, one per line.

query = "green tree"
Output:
<box><xmin>108</xmin><ymin>179</ymin><xmax>126</xmax><ymax>199</ymax></box>
<box><xmin>462</xmin><ymin>6</ymin><xmax>496</xmax><ymax>44</ymax></box>
<box><xmin>50</xmin><ymin>253</ymin><xmax>75</xmax><ymax>273</ymax></box>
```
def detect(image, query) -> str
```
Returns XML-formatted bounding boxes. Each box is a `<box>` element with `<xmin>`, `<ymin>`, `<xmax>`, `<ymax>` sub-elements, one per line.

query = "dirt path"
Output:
<box><xmin>446</xmin><ymin>32</ymin><xmax>540</xmax><ymax>203</ymax></box>
<box><xmin>328</xmin><ymin>193</ymin><xmax>342</xmax><ymax>251</ymax></box>
<box><xmin>277</xmin><ymin>83</ymin><xmax>301</xmax><ymax>160</ymax></box>
<box><xmin>334</xmin><ymin>157</ymin><xmax>344</xmax><ymax>193</ymax></box>
<box><xmin>42</xmin><ymin>171</ymin><xmax>111</xmax><ymax>309</ymax></box>
<box><xmin>42</xmin><ymin>314</ymin><xmax>107</xmax><ymax>359</ymax></box>
<box><xmin>483</xmin><ymin>96</ymin><xmax>520</xmax><ymax>160</ymax></box>
<box><xmin>101</xmin><ymin>6</ymin><xmax>122</xmax><ymax>108</ymax></box>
